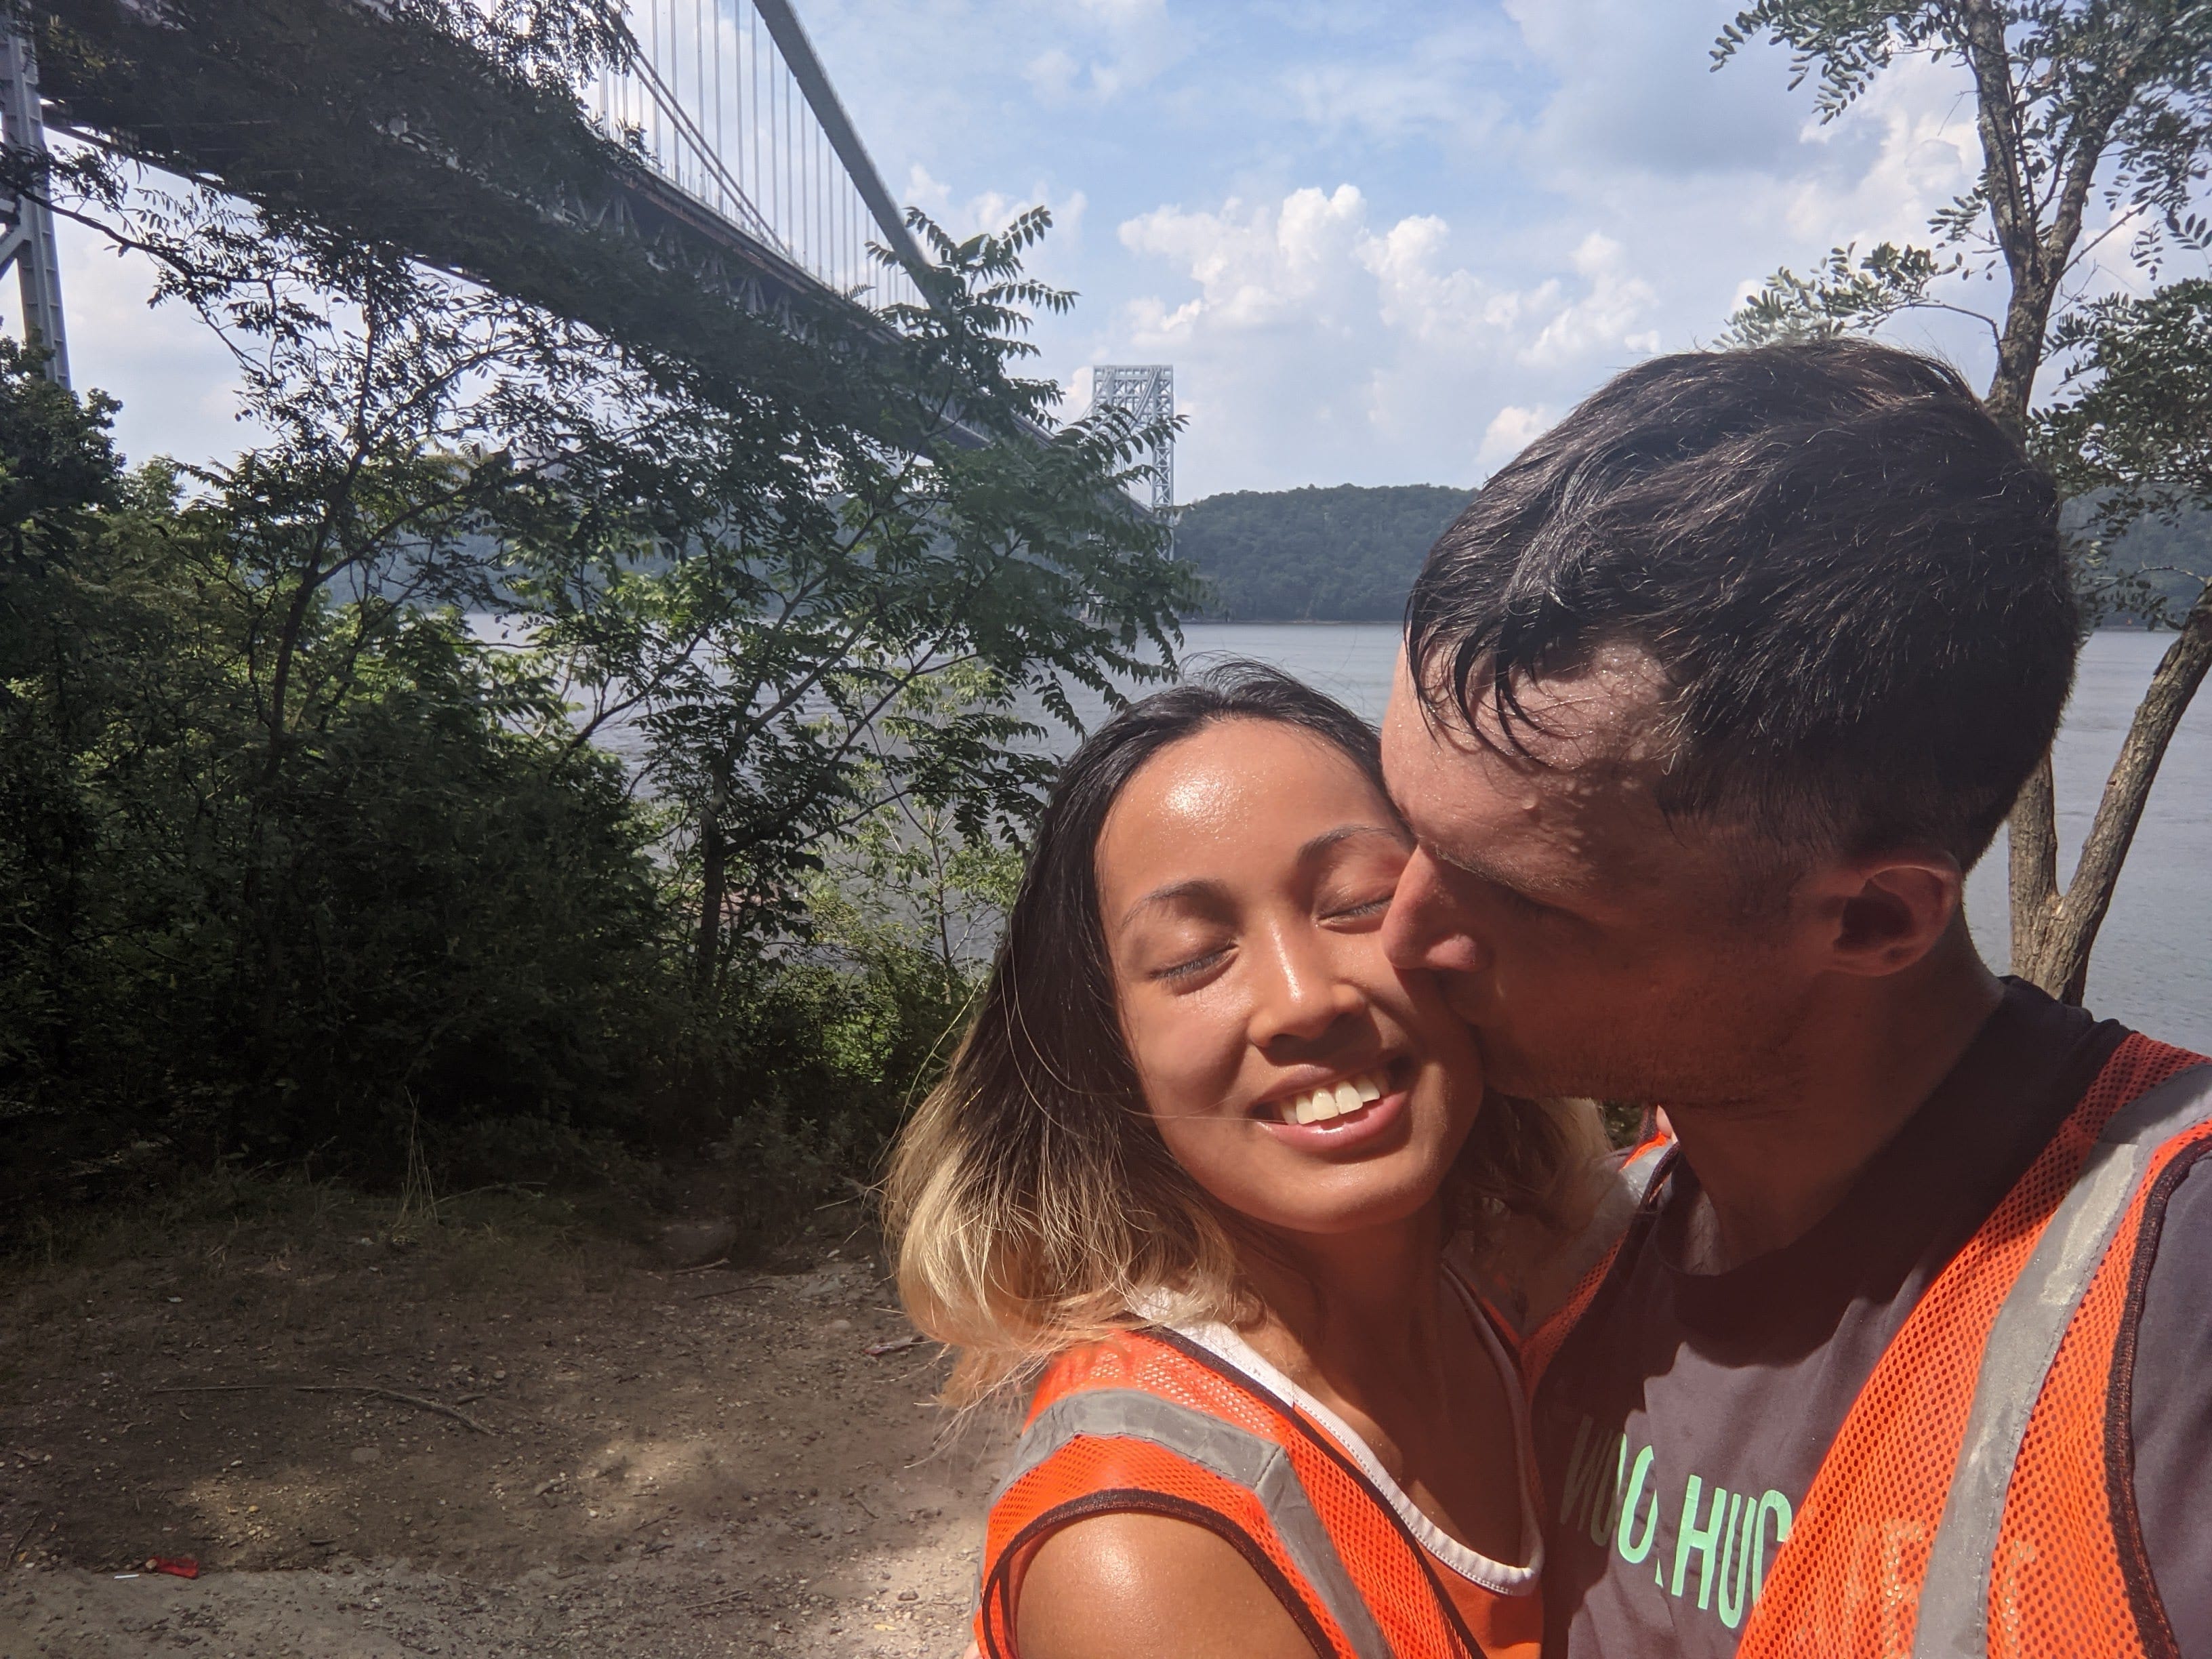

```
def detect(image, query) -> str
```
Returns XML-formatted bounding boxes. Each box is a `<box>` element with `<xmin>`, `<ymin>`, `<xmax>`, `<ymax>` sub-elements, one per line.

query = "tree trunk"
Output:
<box><xmin>1988</xmin><ymin>272</ymin><xmax>2066</xmax><ymax>975</ymax></box>
<box><xmin>693</xmin><ymin>807</ymin><xmax>728</xmax><ymax>1000</ymax></box>
<box><xmin>2011</xmin><ymin>579</ymin><xmax>2212</xmax><ymax>1002</ymax></box>
<box><xmin>2006</xmin><ymin>749</ymin><xmax>2060</xmax><ymax>975</ymax></box>
<box><xmin>1951</xmin><ymin>0</ymin><xmax>2123</xmax><ymax>973</ymax></box>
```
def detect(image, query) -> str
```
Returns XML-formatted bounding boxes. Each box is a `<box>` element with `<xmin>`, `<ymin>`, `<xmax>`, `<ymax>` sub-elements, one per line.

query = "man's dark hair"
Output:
<box><xmin>1406</xmin><ymin>339</ymin><xmax>2075</xmax><ymax>867</ymax></box>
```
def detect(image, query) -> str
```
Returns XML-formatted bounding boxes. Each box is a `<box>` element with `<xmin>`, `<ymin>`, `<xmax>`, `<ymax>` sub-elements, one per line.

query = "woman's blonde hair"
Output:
<box><xmin>884</xmin><ymin>663</ymin><xmax>1595</xmax><ymax>1402</ymax></box>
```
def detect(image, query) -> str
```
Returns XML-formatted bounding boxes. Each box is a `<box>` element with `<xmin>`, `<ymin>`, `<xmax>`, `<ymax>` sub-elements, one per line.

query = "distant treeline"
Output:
<box><xmin>2082</xmin><ymin>507</ymin><xmax>2212</xmax><ymax>623</ymax></box>
<box><xmin>1177</xmin><ymin>483</ymin><xmax>2209</xmax><ymax>626</ymax></box>
<box><xmin>1175</xmin><ymin>485</ymin><xmax>1469</xmax><ymax>621</ymax></box>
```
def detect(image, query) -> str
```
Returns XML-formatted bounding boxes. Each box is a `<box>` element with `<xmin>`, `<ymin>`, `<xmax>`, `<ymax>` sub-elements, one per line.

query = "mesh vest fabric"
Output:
<box><xmin>1719</xmin><ymin>1034</ymin><xmax>2209</xmax><ymax>1659</ymax></box>
<box><xmin>975</xmin><ymin>1328</ymin><xmax>1490</xmax><ymax>1658</ymax></box>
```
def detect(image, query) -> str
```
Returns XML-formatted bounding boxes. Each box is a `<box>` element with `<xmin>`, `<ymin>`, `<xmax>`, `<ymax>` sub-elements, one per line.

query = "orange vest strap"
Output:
<box><xmin>1523</xmin><ymin>1133</ymin><xmax>1673</xmax><ymax>1389</ymax></box>
<box><xmin>1911</xmin><ymin>1061</ymin><xmax>2212</xmax><ymax>1659</ymax></box>
<box><xmin>1555</xmin><ymin>1134</ymin><xmax>1673</xmax><ymax>1298</ymax></box>
<box><xmin>989</xmin><ymin>1386</ymin><xmax>1395</xmax><ymax>1659</ymax></box>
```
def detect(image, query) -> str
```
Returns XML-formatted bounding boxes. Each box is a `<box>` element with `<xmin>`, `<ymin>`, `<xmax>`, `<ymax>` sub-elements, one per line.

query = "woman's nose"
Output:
<box><xmin>1247</xmin><ymin>924</ymin><xmax>1364</xmax><ymax>1048</ymax></box>
<box><xmin>1381</xmin><ymin>846</ymin><xmax>1487</xmax><ymax>975</ymax></box>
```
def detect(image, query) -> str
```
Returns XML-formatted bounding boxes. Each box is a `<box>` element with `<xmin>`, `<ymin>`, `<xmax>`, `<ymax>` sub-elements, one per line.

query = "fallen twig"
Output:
<box><xmin>8</xmin><ymin>1511</ymin><xmax>40</xmax><ymax>1564</ymax></box>
<box><xmin>436</xmin><ymin>1181</ymin><xmax>548</xmax><ymax>1204</ymax></box>
<box><xmin>684</xmin><ymin>1587</ymin><xmax>755</xmax><ymax>1616</ymax></box>
<box><xmin>689</xmin><ymin>1284</ymin><xmax>767</xmax><ymax>1303</ymax></box>
<box><xmin>148</xmin><ymin>1382</ymin><xmax>493</xmax><ymax>1435</ymax></box>
<box><xmin>673</xmin><ymin>1258</ymin><xmax>730</xmax><ymax>1276</ymax></box>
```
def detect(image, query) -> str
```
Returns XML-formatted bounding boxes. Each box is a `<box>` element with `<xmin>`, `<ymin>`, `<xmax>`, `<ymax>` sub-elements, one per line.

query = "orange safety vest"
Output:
<box><xmin>1526</xmin><ymin>1033</ymin><xmax>2212</xmax><ymax>1659</ymax></box>
<box><xmin>976</xmin><ymin>1326</ymin><xmax>1495</xmax><ymax>1658</ymax></box>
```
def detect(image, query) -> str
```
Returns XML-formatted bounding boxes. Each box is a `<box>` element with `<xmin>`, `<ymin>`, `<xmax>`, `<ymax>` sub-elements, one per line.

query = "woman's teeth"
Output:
<box><xmin>1277</xmin><ymin>1069</ymin><xmax>1387</xmax><ymax>1126</ymax></box>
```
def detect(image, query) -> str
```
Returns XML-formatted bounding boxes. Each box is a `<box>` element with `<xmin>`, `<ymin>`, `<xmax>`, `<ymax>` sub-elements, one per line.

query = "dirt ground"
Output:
<box><xmin>0</xmin><ymin>1178</ymin><xmax>1015</xmax><ymax>1658</ymax></box>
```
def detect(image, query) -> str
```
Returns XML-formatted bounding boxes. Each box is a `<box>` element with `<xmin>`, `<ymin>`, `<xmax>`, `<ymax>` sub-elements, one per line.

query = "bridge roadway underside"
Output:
<box><xmin>37</xmin><ymin>0</ymin><xmax>937</xmax><ymax>444</ymax></box>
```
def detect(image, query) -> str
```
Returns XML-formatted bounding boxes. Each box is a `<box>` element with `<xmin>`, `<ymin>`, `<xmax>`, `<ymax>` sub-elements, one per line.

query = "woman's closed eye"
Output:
<box><xmin>1323</xmin><ymin>891</ymin><xmax>1394</xmax><ymax>925</ymax></box>
<box><xmin>1147</xmin><ymin>939</ymin><xmax>1233</xmax><ymax>985</ymax></box>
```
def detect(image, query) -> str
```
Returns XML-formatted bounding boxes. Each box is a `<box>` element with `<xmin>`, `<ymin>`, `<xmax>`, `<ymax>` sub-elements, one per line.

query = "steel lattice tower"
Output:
<box><xmin>1091</xmin><ymin>365</ymin><xmax>1175</xmax><ymax>517</ymax></box>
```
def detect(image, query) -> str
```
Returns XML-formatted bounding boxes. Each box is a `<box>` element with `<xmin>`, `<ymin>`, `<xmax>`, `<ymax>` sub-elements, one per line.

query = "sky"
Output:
<box><xmin>53</xmin><ymin>0</ymin><xmax>2025</xmax><ymax>499</ymax></box>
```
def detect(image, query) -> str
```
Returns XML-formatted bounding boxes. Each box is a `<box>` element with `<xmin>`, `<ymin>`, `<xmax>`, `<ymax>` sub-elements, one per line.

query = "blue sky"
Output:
<box><xmin>58</xmin><ymin>0</ymin><xmax>2017</xmax><ymax>497</ymax></box>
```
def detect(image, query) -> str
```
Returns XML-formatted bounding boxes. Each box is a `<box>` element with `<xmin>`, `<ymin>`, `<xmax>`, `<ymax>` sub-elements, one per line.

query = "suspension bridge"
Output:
<box><xmin>7</xmin><ymin>0</ymin><xmax>1174</xmax><ymax>507</ymax></box>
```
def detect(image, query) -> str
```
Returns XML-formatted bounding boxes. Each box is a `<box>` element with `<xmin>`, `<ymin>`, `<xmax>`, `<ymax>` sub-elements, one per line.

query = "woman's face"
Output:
<box><xmin>1094</xmin><ymin>718</ymin><xmax>1486</xmax><ymax>1240</ymax></box>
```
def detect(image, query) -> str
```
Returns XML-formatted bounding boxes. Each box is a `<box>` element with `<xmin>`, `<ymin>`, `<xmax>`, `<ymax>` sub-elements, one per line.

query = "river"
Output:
<box><xmin>1131</xmin><ymin>625</ymin><xmax>2209</xmax><ymax>1052</ymax></box>
<box><xmin>556</xmin><ymin>613</ymin><xmax>2207</xmax><ymax>1048</ymax></box>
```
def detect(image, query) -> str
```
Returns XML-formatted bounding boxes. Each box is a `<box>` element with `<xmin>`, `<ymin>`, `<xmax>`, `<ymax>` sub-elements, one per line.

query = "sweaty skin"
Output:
<box><xmin>1015</xmin><ymin>718</ymin><xmax>1525</xmax><ymax>1659</ymax></box>
<box><xmin>1018</xmin><ymin>1513</ymin><xmax>1314</xmax><ymax>1659</ymax></box>
<box><xmin>1377</xmin><ymin>647</ymin><xmax>2001</xmax><ymax>1271</ymax></box>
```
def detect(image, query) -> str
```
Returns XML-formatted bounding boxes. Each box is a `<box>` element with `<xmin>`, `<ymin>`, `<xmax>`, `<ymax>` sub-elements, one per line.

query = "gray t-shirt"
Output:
<box><xmin>1532</xmin><ymin>980</ymin><xmax>2212</xmax><ymax>1658</ymax></box>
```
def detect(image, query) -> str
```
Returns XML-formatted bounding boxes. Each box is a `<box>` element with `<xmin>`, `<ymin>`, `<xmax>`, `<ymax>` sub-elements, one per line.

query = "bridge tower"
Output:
<box><xmin>1090</xmin><ymin>364</ymin><xmax>1174</xmax><ymax>517</ymax></box>
<box><xmin>0</xmin><ymin>27</ymin><xmax>67</xmax><ymax>386</ymax></box>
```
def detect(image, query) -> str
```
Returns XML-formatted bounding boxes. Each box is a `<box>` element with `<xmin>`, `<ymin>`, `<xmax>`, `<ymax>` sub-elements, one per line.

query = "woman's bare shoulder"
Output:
<box><xmin>1013</xmin><ymin>1509</ymin><xmax>1318</xmax><ymax>1659</ymax></box>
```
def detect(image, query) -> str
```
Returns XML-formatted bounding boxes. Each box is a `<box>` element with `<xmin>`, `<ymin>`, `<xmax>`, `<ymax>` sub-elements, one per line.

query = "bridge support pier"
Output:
<box><xmin>0</xmin><ymin>27</ymin><xmax>66</xmax><ymax>386</ymax></box>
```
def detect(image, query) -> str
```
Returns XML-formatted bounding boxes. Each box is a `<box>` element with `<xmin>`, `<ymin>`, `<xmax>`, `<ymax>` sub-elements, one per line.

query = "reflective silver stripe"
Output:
<box><xmin>994</xmin><ymin>1387</ymin><xmax>1393</xmax><ymax>1659</ymax></box>
<box><xmin>1912</xmin><ymin>1063</ymin><xmax>2212</xmax><ymax>1659</ymax></box>
<box><xmin>1547</xmin><ymin>1136</ymin><xmax>1671</xmax><ymax>1303</ymax></box>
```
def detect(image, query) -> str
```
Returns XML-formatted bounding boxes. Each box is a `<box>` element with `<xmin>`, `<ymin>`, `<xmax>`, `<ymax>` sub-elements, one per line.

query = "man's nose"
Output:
<box><xmin>1382</xmin><ymin>846</ymin><xmax>1487</xmax><ymax>975</ymax></box>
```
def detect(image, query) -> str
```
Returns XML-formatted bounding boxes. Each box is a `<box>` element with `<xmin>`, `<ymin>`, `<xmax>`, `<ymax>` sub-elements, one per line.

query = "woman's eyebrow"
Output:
<box><xmin>1118</xmin><ymin>877</ymin><xmax>1228</xmax><ymax>931</ymax></box>
<box><xmin>1298</xmin><ymin>822</ymin><xmax>1405</xmax><ymax>861</ymax></box>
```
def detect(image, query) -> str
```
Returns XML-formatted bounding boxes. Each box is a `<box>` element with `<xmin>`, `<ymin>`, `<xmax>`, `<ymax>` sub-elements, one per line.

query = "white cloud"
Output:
<box><xmin>906</xmin><ymin>164</ymin><xmax>1088</xmax><ymax>247</ymax></box>
<box><xmin>1120</xmin><ymin>184</ymin><xmax>1370</xmax><ymax>333</ymax></box>
<box><xmin>1279</xmin><ymin>54</ymin><xmax>1511</xmax><ymax>152</ymax></box>
<box><xmin>1016</xmin><ymin>0</ymin><xmax>1183</xmax><ymax>107</ymax></box>
<box><xmin>1501</xmin><ymin>0</ymin><xmax>1810</xmax><ymax>181</ymax></box>
<box><xmin>61</xmin><ymin>0</ymin><xmax>2210</xmax><ymax>499</ymax></box>
<box><xmin>1056</xmin><ymin>2</ymin><xmax>2063</xmax><ymax>493</ymax></box>
<box><xmin>1109</xmin><ymin>185</ymin><xmax>1670</xmax><ymax>490</ymax></box>
<box><xmin>1023</xmin><ymin>48</ymin><xmax>1083</xmax><ymax>103</ymax></box>
<box><xmin>1477</xmin><ymin>404</ymin><xmax>1554</xmax><ymax>470</ymax></box>
<box><xmin>1519</xmin><ymin>233</ymin><xmax>1660</xmax><ymax>366</ymax></box>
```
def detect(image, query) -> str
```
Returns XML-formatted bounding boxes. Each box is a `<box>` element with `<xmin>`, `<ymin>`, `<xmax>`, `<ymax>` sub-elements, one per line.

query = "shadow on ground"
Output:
<box><xmin>0</xmin><ymin>1180</ymin><xmax>1013</xmax><ymax>1656</ymax></box>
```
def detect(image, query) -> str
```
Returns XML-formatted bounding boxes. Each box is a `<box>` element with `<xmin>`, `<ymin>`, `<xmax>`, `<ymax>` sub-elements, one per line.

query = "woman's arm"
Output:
<box><xmin>1014</xmin><ymin>1511</ymin><xmax>1320</xmax><ymax>1659</ymax></box>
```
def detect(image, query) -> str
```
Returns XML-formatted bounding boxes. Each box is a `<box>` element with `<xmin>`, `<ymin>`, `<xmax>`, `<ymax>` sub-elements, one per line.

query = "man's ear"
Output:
<box><xmin>1805</xmin><ymin>849</ymin><xmax>1966</xmax><ymax>978</ymax></box>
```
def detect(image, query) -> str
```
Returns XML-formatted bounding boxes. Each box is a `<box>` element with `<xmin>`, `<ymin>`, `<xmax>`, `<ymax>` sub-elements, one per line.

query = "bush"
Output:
<box><xmin>0</xmin><ymin>401</ymin><xmax>978</xmax><ymax>1235</ymax></box>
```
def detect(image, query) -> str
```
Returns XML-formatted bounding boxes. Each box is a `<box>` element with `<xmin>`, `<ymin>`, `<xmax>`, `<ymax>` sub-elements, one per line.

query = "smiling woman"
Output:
<box><xmin>884</xmin><ymin>663</ymin><xmax>1607</xmax><ymax>1659</ymax></box>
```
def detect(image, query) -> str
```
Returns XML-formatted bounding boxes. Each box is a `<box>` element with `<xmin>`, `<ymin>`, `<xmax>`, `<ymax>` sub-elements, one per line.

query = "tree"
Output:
<box><xmin>2028</xmin><ymin>283</ymin><xmax>2212</xmax><ymax>996</ymax></box>
<box><xmin>3</xmin><ymin>0</ymin><xmax>1193</xmax><ymax>1229</ymax></box>
<box><xmin>527</xmin><ymin>209</ymin><xmax>1193</xmax><ymax>992</ymax></box>
<box><xmin>0</xmin><ymin>350</ymin><xmax>675</xmax><ymax>1195</ymax></box>
<box><xmin>1717</xmin><ymin>0</ymin><xmax>2212</xmax><ymax>1000</ymax></box>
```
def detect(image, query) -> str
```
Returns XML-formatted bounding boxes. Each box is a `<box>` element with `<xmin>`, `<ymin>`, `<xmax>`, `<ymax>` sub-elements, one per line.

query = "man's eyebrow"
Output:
<box><xmin>1381</xmin><ymin>782</ymin><xmax>1493</xmax><ymax>881</ymax></box>
<box><xmin>1400</xmin><ymin>821</ymin><xmax>1565</xmax><ymax>907</ymax></box>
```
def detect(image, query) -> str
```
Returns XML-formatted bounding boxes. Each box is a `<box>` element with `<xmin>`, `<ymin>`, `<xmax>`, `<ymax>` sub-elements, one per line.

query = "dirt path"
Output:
<box><xmin>0</xmin><ymin>1182</ymin><xmax>1012</xmax><ymax>1656</ymax></box>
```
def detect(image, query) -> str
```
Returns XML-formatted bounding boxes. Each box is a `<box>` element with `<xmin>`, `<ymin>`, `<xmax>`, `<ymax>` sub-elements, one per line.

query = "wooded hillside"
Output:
<box><xmin>1176</xmin><ymin>483</ymin><xmax>2209</xmax><ymax>626</ymax></box>
<box><xmin>1176</xmin><ymin>484</ymin><xmax>1469</xmax><ymax>621</ymax></box>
